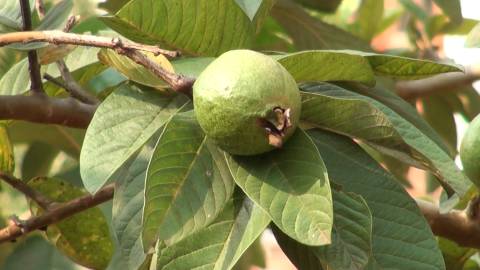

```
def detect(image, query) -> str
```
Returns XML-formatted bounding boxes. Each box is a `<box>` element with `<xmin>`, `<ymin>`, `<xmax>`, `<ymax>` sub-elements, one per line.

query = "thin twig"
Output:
<box><xmin>0</xmin><ymin>172</ymin><xmax>53</xmax><ymax>209</ymax></box>
<box><xmin>0</xmin><ymin>184</ymin><xmax>114</xmax><ymax>243</ymax></box>
<box><xmin>0</xmin><ymin>31</ymin><xmax>181</xmax><ymax>58</ymax></box>
<box><xmin>63</xmin><ymin>15</ymin><xmax>79</xmax><ymax>32</ymax></box>
<box><xmin>0</xmin><ymin>94</ymin><xmax>96</xmax><ymax>128</ymax></box>
<box><xmin>396</xmin><ymin>70</ymin><xmax>480</xmax><ymax>100</ymax></box>
<box><xmin>35</xmin><ymin>0</ymin><xmax>46</xmax><ymax>19</ymax></box>
<box><xmin>19</xmin><ymin>0</ymin><xmax>44</xmax><ymax>94</ymax></box>
<box><xmin>55</xmin><ymin>61</ymin><xmax>99</xmax><ymax>105</ymax></box>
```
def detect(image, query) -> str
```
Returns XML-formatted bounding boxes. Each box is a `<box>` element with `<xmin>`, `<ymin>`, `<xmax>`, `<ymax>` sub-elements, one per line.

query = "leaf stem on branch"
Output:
<box><xmin>0</xmin><ymin>184</ymin><xmax>114</xmax><ymax>243</ymax></box>
<box><xmin>19</xmin><ymin>0</ymin><xmax>44</xmax><ymax>94</ymax></box>
<box><xmin>0</xmin><ymin>172</ymin><xmax>52</xmax><ymax>209</ymax></box>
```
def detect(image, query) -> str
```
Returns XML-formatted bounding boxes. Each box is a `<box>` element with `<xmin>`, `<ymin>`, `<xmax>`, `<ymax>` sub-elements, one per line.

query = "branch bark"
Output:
<box><xmin>0</xmin><ymin>172</ymin><xmax>53</xmax><ymax>209</ymax></box>
<box><xmin>417</xmin><ymin>199</ymin><xmax>480</xmax><ymax>249</ymax></box>
<box><xmin>396</xmin><ymin>70</ymin><xmax>480</xmax><ymax>100</ymax></box>
<box><xmin>0</xmin><ymin>94</ymin><xmax>96</xmax><ymax>128</ymax></box>
<box><xmin>0</xmin><ymin>184</ymin><xmax>114</xmax><ymax>243</ymax></box>
<box><xmin>0</xmin><ymin>30</ymin><xmax>180</xmax><ymax>58</ymax></box>
<box><xmin>55</xmin><ymin>61</ymin><xmax>99</xmax><ymax>105</ymax></box>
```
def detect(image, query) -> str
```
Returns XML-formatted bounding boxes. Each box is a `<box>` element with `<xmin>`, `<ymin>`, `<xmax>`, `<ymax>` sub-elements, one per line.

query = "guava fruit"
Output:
<box><xmin>460</xmin><ymin>115</ymin><xmax>480</xmax><ymax>184</ymax></box>
<box><xmin>193</xmin><ymin>50</ymin><xmax>301</xmax><ymax>156</ymax></box>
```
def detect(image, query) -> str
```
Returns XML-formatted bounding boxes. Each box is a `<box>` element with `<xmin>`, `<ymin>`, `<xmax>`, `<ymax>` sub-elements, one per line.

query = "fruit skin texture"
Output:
<box><xmin>460</xmin><ymin>115</ymin><xmax>480</xmax><ymax>186</ymax></box>
<box><xmin>193</xmin><ymin>50</ymin><xmax>301</xmax><ymax>156</ymax></box>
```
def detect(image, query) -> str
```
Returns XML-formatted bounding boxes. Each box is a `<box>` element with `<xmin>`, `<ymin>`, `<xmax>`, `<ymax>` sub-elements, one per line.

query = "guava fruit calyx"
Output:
<box><xmin>258</xmin><ymin>106</ymin><xmax>293</xmax><ymax>148</ymax></box>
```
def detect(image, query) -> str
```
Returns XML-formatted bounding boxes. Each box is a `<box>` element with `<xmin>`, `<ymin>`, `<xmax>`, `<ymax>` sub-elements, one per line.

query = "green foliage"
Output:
<box><xmin>2</xmin><ymin>0</ymin><xmax>479</xmax><ymax>269</ymax></box>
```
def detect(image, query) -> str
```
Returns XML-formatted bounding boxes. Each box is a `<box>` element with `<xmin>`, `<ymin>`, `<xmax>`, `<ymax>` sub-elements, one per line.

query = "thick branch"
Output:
<box><xmin>20</xmin><ymin>0</ymin><xmax>43</xmax><ymax>93</ymax></box>
<box><xmin>0</xmin><ymin>184</ymin><xmax>114</xmax><ymax>243</ymax></box>
<box><xmin>396</xmin><ymin>70</ymin><xmax>480</xmax><ymax>100</ymax></box>
<box><xmin>417</xmin><ymin>199</ymin><xmax>480</xmax><ymax>249</ymax></box>
<box><xmin>0</xmin><ymin>172</ymin><xmax>52</xmax><ymax>209</ymax></box>
<box><xmin>0</xmin><ymin>94</ymin><xmax>96</xmax><ymax>128</ymax></box>
<box><xmin>0</xmin><ymin>31</ymin><xmax>180</xmax><ymax>58</ymax></box>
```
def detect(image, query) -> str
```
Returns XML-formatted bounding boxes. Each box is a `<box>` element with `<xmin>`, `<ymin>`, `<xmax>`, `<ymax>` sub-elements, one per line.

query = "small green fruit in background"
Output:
<box><xmin>460</xmin><ymin>114</ymin><xmax>480</xmax><ymax>185</ymax></box>
<box><xmin>193</xmin><ymin>50</ymin><xmax>301</xmax><ymax>156</ymax></box>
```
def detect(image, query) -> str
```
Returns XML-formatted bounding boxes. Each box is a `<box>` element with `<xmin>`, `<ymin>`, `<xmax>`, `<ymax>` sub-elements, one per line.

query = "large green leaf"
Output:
<box><xmin>439</xmin><ymin>238</ymin><xmax>477</xmax><ymax>270</ymax></box>
<box><xmin>0</xmin><ymin>0</ymin><xmax>34</xmax><ymax>32</ymax></box>
<box><xmin>316</xmin><ymin>191</ymin><xmax>373</xmax><ymax>269</ymax></box>
<box><xmin>293</xmin><ymin>0</ymin><xmax>342</xmax><ymax>12</ymax></box>
<box><xmin>300</xmin><ymin>83</ymin><xmax>471</xmax><ymax>196</ymax></box>
<box><xmin>309</xmin><ymin>129</ymin><xmax>445</xmax><ymax>270</ymax></box>
<box><xmin>0</xmin><ymin>124</ymin><xmax>14</xmax><ymax>173</ymax></box>
<box><xmin>156</xmin><ymin>191</ymin><xmax>270</xmax><ymax>270</ymax></box>
<box><xmin>358</xmin><ymin>52</ymin><xmax>463</xmax><ymax>80</ymax></box>
<box><xmin>172</xmin><ymin>57</ymin><xmax>215</xmax><ymax>78</ymax></box>
<box><xmin>277</xmin><ymin>51</ymin><xmax>376</xmax><ymax>86</ymax></box>
<box><xmin>113</xmin><ymin>140</ymin><xmax>156</xmax><ymax>270</ymax></box>
<box><xmin>0</xmin><ymin>47</ymin><xmax>19</xmax><ymax>79</ymax></box>
<box><xmin>21</xmin><ymin>142</ymin><xmax>60</xmax><ymax>180</ymax></box>
<box><xmin>3</xmin><ymin>236</ymin><xmax>82</xmax><ymax>270</ymax></box>
<box><xmin>80</xmin><ymin>84</ymin><xmax>189</xmax><ymax>193</ymax></box>
<box><xmin>0</xmin><ymin>58</ymin><xmax>29</xmax><ymax>95</ymax></box>
<box><xmin>98</xmin><ymin>49</ymin><xmax>174</xmax><ymax>90</ymax></box>
<box><xmin>275</xmin><ymin>190</ymin><xmax>373</xmax><ymax>270</ymax></box>
<box><xmin>9</xmin><ymin>121</ymin><xmax>84</xmax><ymax>158</ymax></box>
<box><xmin>356</xmin><ymin>0</ymin><xmax>384</xmax><ymax>41</ymax></box>
<box><xmin>226</xmin><ymin>128</ymin><xmax>333</xmax><ymax>246</ymax></box>
<box><xmin>143</xmin><ymin>111</ymin><xmax>235</xmax><ymax>250</ymax></box>
<box><xmin>271</xmin><ymin>225</ymin><xmax>324</xmax><ymax>270</ymax></box>
<box><xmin>28</xmin><ymin>177</ymin><xmax>114</xmax><ymax>269</ymax></box>
<box><xmin>101</xmin><ymin>0</ymin><xmax>274</xmax><ymax>56</ymax></box>
<box><xmin>271</xmin><ymin>0</ymin><xmax>372</xmax><ymax>51</ymax></box>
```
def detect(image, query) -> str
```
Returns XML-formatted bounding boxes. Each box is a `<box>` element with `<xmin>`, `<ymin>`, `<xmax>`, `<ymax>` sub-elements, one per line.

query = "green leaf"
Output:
<box><xmin>432</xmin><ymin>0</ymin><xmax>462</xmax><ymax>25</ymax></box>
<box><xmin>113</xmin><ymin>140</ymin><xmax>156</xmax><ymax>270</ymax></box>
<box><xmin>0</xmin><ymin>124</ymin><xmax>14</xmax><ymax>174</ymax></box>
<box><xmin>440</xmin><ymin>238</ymin><xmax>477</xmax><ymax>270</ymax></box>
<box><xmin>234</xmin><ymin>0</ymin><xmax>263</xmax><ymax>21</ymax></box>
<box><xmin>308</xmin><ymin>129</ymin><xmax>445</xmax><ymax>270</ymax></box>
<box><xmin>272</xmin><ymin>226</ymin><xmax>324</xmax><ymax>270</ymax></box>
<box><xmin>0</xmin><ymin>0</ymin><xmax>34</xmax><ymax>32</ymax></box>
<box><xmin>226</xmin><ymin>128</ymin><xmax>333</xmax><ymax>246</ymax></box>
<box><xmin>0</xmin><ymin>47</ymin><xmax>19</xmax><ymax>79</ymax></box>
<box><xmin>271</xmin><ymin>0</ymin><xmax>372</xmax><ymax>51</ymax></box>
<box><xmin>277</xmin><ymin>51</ymin><xmax>376</xmax><ymax>86</ymax></box>
<box><xmin>0</xmin><ymin>58</ymin><xmax>29</xmax><ymax>95</ymax></box>
<box><xmin>80</xmin><ymin>84</ymin><xmax>189</xmax><ymax>193</ymax></box>
<box><xmin>98</xmin><ymin>49</ymin><xmax>174</xmax><ymax>90</ymax></box>
<box><xmin>420</xmin><ymin>96</ymin><xmax>457</xmax><ymax>156</ymax></box>
<box><xmin>356</xmin><ymin>0</ymin><xmax>384</xmax><ymax>41</ymax></box>
<box><xmin>101</xmin><ymin>0</ymin><xmax>274</xmax><ymax>56</ymax></box>
<box><xmin>143</xmin><ymin>111</ymin><xmax>235</xmax><ymax>250</ymax></box>
<box><xmin>9</xmin><ymin>121</ymin><xmax>84</xmax><ymax>158</ymax></box>
<box><xmin>466</xmin><ymin>23</ymin><xmax>480</xmax><ymax>48</ymax></box>
<box><xmin>300</xmin><ymin>83</ymin><xmax>471</xmax><ymax>196</ymax></box>
<box><xmin>398</xmin><ymin>0</ymin><xmax>428</xmax><ymax>22</ymax></box>
<box><xmin>156</xmin><ymin>191</ymin><xmax>270</xmax><ymax>270</ymax></box>
<box><xmin>21</xmin><ymin>142</ymin><xmax>60</xmax><ymax>180</ymax></box>
<box><xmin>316</xmin><ymin>191</ymin><xmax>373</xmax><ymax>269</ymax></box>
<box><xmin>172</xmin><ymin>57</ymin><xmax>215</xmax><ymax>78</ymax></box>
<box><xmin>28</xmin><ymin>177</ymin><xmax>114</xmax><ymax>269</ymax></box>
<box><xmin>3</xmin><ymin>236</ymin><xmax>82</xmax><ymax>270</ymax></box>
<box><xmin>233</xmin><ymin>238</ymin><xmax>266</xmax><ymax>270</ymax></box>
<box><xmin>293</xmin><ymin>0</ymin><xmax>342</xmax><ymax>12</ymax></box>
<box><xmin>345</xmin><ymin>51</ymin><xmax>463</xmax><ymax>80</ymax></box>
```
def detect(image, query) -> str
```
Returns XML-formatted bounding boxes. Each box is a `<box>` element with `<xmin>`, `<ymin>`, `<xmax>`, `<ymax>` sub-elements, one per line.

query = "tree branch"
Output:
<box><xmin>0</xmin><ymin>172</ymin><xmax>53</xmax><ymax>209</ymax></box>
<box><xmin>417</xmin><ymin>199</ymin><xmax>480</xmax><ymax>249</ymax></box>
<box><xmin>0</xmin><ymin>31</ymin><xmax>180</xmax><ymax>58</ymax></box>
<box><xmin>396</xmin><ymin>70</ymin><xmax>480</xmax><ymax>100</ymax></box>
<box><xmin>0</xmin><ymin>94</ymin><xmax>96</xmax><ymax>128</ymax></box>
<box><xmin>55</xmin><ymin>61</ymin><xmax>99</xmax><ymax>105</ymax></box>
<box><xmin>0</xmin><ymin>184</ymin><xmax>114</xmax><ymax>243</ymax></box>
<box><xmin>19</xmin><ymin>0</ymin><xmax>43</xmax><ymax>94</ymax></box>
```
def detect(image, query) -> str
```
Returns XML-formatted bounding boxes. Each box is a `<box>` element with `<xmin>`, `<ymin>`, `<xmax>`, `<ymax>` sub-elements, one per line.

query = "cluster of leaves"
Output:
<box><xmin>1</xmin><ymin>0</ymin><xmax>480</xmax><ymax>269</ymax></box>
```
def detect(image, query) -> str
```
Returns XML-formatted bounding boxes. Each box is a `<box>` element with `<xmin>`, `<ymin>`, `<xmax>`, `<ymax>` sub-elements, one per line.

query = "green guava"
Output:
<box><xmin>193</xmin><ymin>50</ymin><xmax>301</xmax><ymax>156</ymax></box>
<box><xmin>460</xmin><ymin>115</ymin><xmax>480</xmax><ymax>184</ymax></box>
